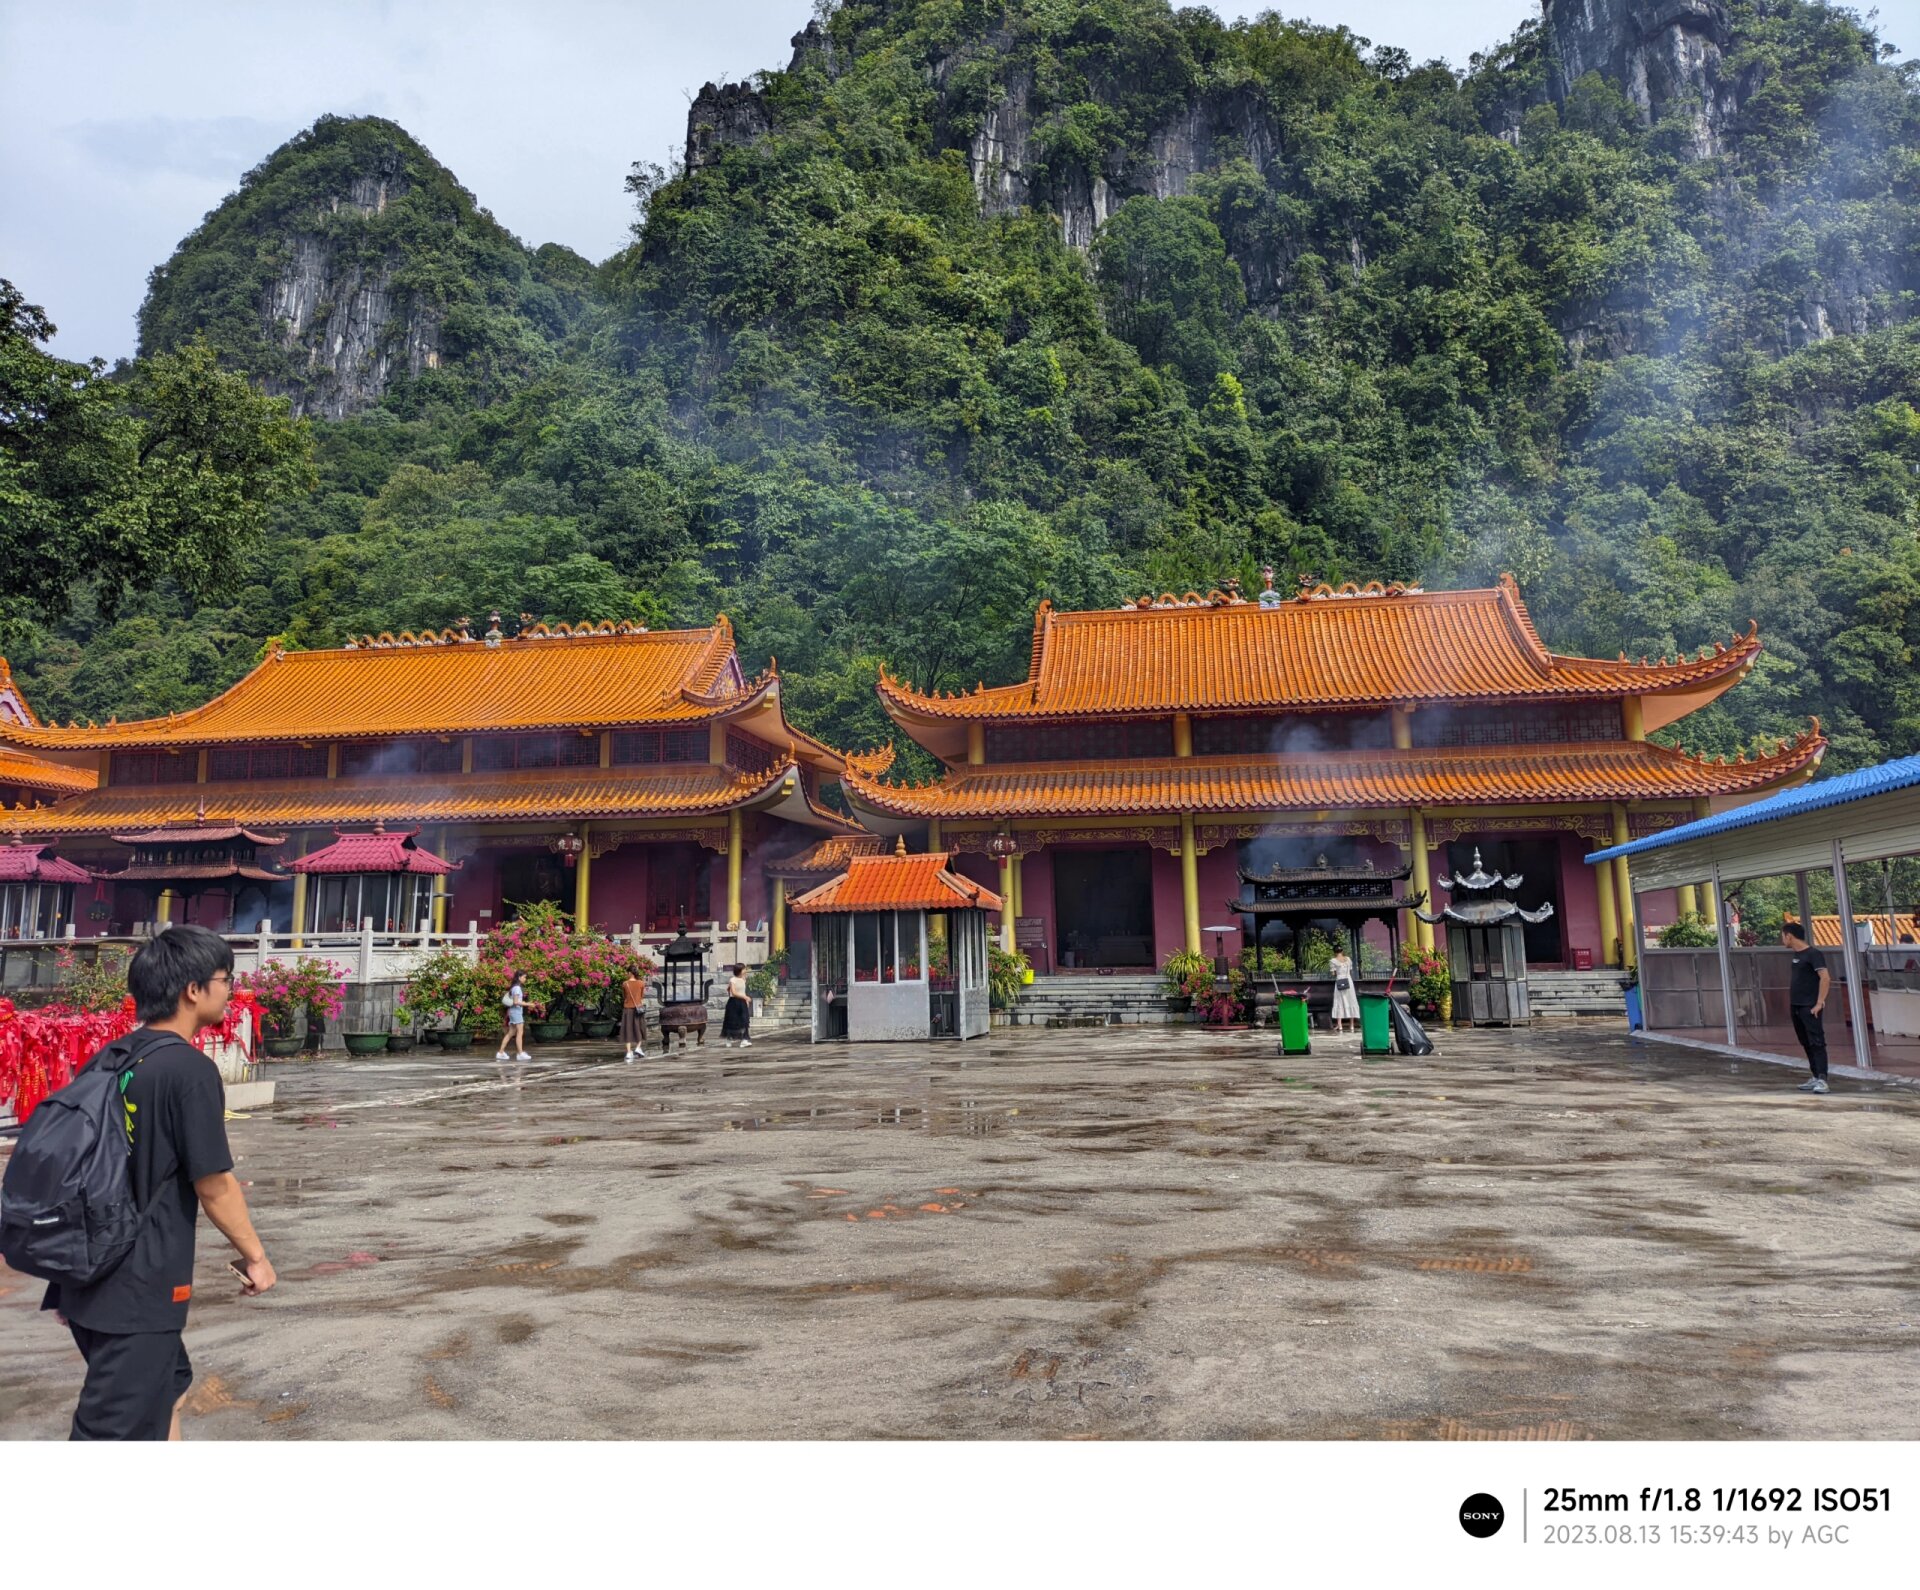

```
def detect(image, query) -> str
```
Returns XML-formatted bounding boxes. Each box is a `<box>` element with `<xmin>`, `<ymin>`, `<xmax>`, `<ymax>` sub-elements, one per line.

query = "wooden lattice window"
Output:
<box><xmin>611</xmin><ymin>728</ymin><xmax>709</xmax><ymax>766</ymax></box>
<box><xmin>985</xmin><ymin>719</ymin><xmax>1174</xmax><ymax>762</ymax></box>
<box><xmin>471</xmin><ymin>733</ymin><xmax>600</xmax><ymax>771</ymax></box>
<box><xmin>1192</xmin><ymin>712</ymin><xmax>1393</xmax><ymax>755</ymax></box>
<box><xmin>110</xmin><ymin>750</ymin><xmax>199</xmax><ymax>786</ymax></box>
<box><xmin>726</xmin><ymin>733</ymin><xmax>778</xmax><ymax>776</ymax></box>
<box><xmin>1413</xmin><ymin>703</ymin><xmax>1625</xmax><ymax>747</ymax></box>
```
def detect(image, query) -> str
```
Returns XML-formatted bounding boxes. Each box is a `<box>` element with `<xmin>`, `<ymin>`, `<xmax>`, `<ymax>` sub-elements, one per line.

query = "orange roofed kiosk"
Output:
<box><xmin>844</xmin><ymin>576</ymin><xmax>1825</xmax><ymax>977</ymax></box>
<box><xmin>0</xmin><ymin>615</ymin><xmax>858</xmax><ymax>954</ymax></box>
<box><xmin>791</xmin><ymin>839</ymin><xmax>1001</xmax><ymax>1042</ymax></box>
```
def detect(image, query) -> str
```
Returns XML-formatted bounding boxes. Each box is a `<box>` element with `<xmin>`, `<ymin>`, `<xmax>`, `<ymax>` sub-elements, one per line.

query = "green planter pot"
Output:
<box><xmin>1165</xmin><ymin>995</ymin><xmax>1192</xmax><ymax>1013</ymax></box>
<box><xmin>261</xmin><ymin>1036</ymin><xmax>302</xmax><ymax>1058</ymax></box>
<box><xmin>343</xmin><ymin>1032</ymin><xmax>390</xmax><ymax>1055</ymax></box>
<box><xmin>386</xmin><ymin>1033</ymin><xmax>416</xmax><ymax>1053</ymax></box>
<box><xmin>438</xmin><ymin>1028</ymin><xmax>475</xmax><ymax>1051</ymax></box>
<box><xmin>529</xmin><ymin>1019</ymin><xmax>571</xmax><ymax>1043</ymax></box>
<box><xmin>581</xmin><ymin>1019</ymin><xmax>617</xmax><ymax>1039</ymax></box>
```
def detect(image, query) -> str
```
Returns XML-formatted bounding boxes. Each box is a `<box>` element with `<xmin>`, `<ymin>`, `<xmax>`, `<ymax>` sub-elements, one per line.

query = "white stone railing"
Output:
<box><xmin>0</xmin><ymin>918</ymin><xmax>774</xmax><ymax>990</ymax></box>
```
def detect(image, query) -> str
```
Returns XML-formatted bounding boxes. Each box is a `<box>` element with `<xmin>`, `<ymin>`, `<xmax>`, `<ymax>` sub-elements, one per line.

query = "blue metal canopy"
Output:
<box><xmin>1585</xmin><ymin>754</ymin><xmax>1920</xmax><ymax>865</ymax></box>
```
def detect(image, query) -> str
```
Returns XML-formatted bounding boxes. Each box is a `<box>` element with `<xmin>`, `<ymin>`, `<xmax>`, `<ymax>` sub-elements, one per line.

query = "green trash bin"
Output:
<box><xmin>1359</xmin><ymin>993</ymin><xmax>1392</xmax><ymax>1055</ymax></box>
<box><xmin>1278</xmin><ymin>991</ymin><xmax>1312</xmax><ymax>1055</ymax></box>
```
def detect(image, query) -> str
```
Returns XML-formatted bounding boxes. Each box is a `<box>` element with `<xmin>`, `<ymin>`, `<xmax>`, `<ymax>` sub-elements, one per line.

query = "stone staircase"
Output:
<box><xmin>1527</xmin><ymin>969</ymin><xmax>1630</xmax><ymax>1020</ymax></box>
<box><xmin>1004</xmin><ymin>974</ymin><xmax>1176</xmax><ymax>1027</ymax></box>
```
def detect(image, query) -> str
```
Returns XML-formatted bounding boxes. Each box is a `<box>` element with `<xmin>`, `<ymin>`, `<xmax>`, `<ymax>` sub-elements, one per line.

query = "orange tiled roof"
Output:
<box><xmin>766</xmin><ymin>834</ymin><xmax>887</xmax><ymax>878</ymax></box>
<box><xmin>10</xmin><ymin>761</ymin><xmax>825</xmax><ymax>838</ymax></box>
<box><xmin>844</xmin><ymin>728</ymin><xmax>1825</xmax><ymax>821</ymax></box>
<box><xmin>878</xmin><ymin>578</ymin><xmax>1761</xmax><ymax>728</ymax></box>
<box><xmin>791</xmin><ymin>849</ymin><xmax>1003</xmax><ymax>914</ymax></box>
<box><xmin>0</xmin><ymin>746</ymin><xmax>94</xmax><ymax>796</ymax></box>
<box><xmin>1810</xmin><ymin>915</ymin><xmax>1920</xmax><ymax>948</ymax></box>
<box><xmin>0</xmin><ymin>620</ymin><xmax>784</xmax><ymax>750</ymax></box>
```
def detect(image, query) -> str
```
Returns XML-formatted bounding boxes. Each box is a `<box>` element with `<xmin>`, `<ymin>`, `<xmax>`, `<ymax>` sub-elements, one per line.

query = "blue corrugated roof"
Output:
<box><xmin>1586</xmin><ymin>754</ymin><xmax>1920</xmax><ymax>864</ymax></box>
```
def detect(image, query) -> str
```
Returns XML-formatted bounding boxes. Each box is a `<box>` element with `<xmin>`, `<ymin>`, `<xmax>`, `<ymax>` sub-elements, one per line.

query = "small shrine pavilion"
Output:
<box><xmin>792</xmin><ymin>840</ymin><xmax>1000</xmax><ymax>1042</ymax></box>
<box><xmin>97</xmin><ymin>820</ymin><xmax>288</xmax><ymax>933</ymax></box>
<box><xmin>287</xmin><ymin>825</ymin><xmax>459</xmax><ymax>935</ymax></box>
<box><xmin>842</xmin><ymin>575</ymin><xmax>1825</xmax><ymax>974</ymax></box>
<box><xmin>0</xmin><ymin>615</ymin><xmax>860</xmax><ymax>943</ymax></box>
<box><xmin>0</xmin><ymin>843</ymin><xmax>92</xmax><ymax>938</ymax></box>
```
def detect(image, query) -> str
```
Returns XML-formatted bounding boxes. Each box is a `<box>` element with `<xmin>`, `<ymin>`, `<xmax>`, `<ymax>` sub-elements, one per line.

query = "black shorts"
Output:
<box><xmin>68</xmin><ymin>1323</ymin><xmax>193</xmax><ymax>1441</ymax></box>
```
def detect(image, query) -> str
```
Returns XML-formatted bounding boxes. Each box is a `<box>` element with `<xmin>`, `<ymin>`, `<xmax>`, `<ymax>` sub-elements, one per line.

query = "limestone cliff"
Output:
<box><xmin>1544</xmin><ymin>0</ymin><xmax>1742</xmax><ymax>155</ymax></box>
<box><xmin>139</xmin><ymin>116</ymin><xmax>566</xmax><ymax>419</ymax></box>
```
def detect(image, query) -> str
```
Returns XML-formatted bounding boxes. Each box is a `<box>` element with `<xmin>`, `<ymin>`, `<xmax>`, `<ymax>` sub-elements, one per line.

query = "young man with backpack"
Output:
<box><xmin>1</xmin><ymin>924</ymin><xmax>275</xmax><ymax>1440</ymax></box>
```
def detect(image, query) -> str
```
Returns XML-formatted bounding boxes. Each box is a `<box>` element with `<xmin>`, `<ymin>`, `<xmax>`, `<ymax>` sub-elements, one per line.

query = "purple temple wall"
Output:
<box><xmin>591</xmin><ymin>845</ymin><xmax>648</xmax><ymax>934</ymax></box>
<box><xmin>1151</xmin><ymin>847</ymin><xmax>1184</xmax><ymax>967</ymax></box>
<box><xmin>447</xmin><ymin>847</ymin><xmax>500</xmax><ymax>932</ymax></box>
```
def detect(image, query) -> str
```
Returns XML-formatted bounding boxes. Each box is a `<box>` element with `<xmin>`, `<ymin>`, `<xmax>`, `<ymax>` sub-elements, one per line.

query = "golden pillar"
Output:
<box><xmin>966</xmin><ymin>724</ymin><xmax>985</xmax><ymax>765</ymax></box>
<box><xmin>1611</xmin><ymin>803</ymin><xmax>1636</xmax><ymax>970</ymax></box>
<box><xmin>1173</xmin><ymin>712</ymin><xmax>1193</xmax><ymax>758</ymax></box>
<box><xmin>1408</xmin><ymin>809</ymin><xmax>1435</xmax><ymax>952</ymax></box>
<box><xmin>157</xmin><ymin>889</ymin><xmax>175</xmax><ymax>926</ymax></box>
<box><xmin>927</xmin><ymin>817</ymin><xmax>943</xmax><ymax>854</ymax></box>
<box><xmin>1596</xmin><ymin>838</ymin><xmax>1621</xmax><ymax>966</ymax></box>
<box><xmin>1692</xmin><ymin>799</ymin><xmax>1718</xmax><ymax>926</ymax></box>
<box><xmin>1677</xmin><ymin>882</ymin><xmax>1700</xmax><ymax>918</ymax></box>
<box><xmin>771</xmin><ymin>877</ymin><xmax>787</xmax><ymax>954</ymax></box>
<box><xmin>573</xmin><ymin>822</ymin><xmax>592</xmax><ymax>930</ymax></box>
<box><xmin>290</xmin><ymin>833</ymin><xmax>310</xmax><ymax>948</ymax></box>
<box><xmin>726</xmin><ymin>809</ymin><xmax>743</xmax><ymax>927</ymax></box>
<box><xmin>999</xmin><ymin>856</ymin><xmax>1015</xmax><ymax>950</ymax></box>
<box><xmin>1622</xmin><ymin>696</ymin><xmax>1646</xmax><ymax>742</ymax></box>
<box><xmin>926</xmin><ymin>820</ymin><xmax>947</xmax><ymax>948</ymax></box>
<box><xmin>1179</xmin><ymin>814</ymin><xmax>1202</xmax><ymax>955</ymax></box>
<box><xmin>1011</xmin><ymin>854</ymin><xmax>1023</xmax><ymax>918</ymax></box>
<box><xmin>432</xmin><ymin>828</ymin><xmax>450</xmax><ymax>933</ymax></box>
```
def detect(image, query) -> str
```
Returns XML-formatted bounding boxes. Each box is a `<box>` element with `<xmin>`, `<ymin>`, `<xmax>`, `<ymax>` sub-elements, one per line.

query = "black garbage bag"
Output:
<box><xmin>1387</xmin><ymin>996</ymin><xmax>1435</xmax><ymax>1056</ymax></box>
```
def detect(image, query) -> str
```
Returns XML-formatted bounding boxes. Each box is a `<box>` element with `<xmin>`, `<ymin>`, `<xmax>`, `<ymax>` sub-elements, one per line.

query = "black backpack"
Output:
<box><xmin>0</xmin><ymin>1029</ymin><xmax>173</xmax><ymax>1285</ymax></box>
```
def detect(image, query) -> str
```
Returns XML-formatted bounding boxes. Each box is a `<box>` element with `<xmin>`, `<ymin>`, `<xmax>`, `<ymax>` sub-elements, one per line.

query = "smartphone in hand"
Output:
<box><xmin>228</xmin><ymin>1259</ymin><xmax>256</xmax><ymax>1291</ymax></box>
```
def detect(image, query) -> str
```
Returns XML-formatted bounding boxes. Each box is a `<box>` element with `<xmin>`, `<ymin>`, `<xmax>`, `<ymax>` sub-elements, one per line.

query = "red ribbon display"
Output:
<box><xmin>0</xmin><ymin>991</ymin><xmax>257</xmax><ymax>1124</ymax></box>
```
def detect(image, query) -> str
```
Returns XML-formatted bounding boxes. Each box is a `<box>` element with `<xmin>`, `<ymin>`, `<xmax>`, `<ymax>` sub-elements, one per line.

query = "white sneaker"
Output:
<box><xmin>724</xmin><ymin>1040</ymin><xmax>734</xmax><ymax>1048</ymax></box>
<box><xmin>635</xmin><ymin>1048</ymin><xmax>647</xmax><ymax>1059</ymax></box>
<box><xmin>495</xmin><ymin>1050</ymin><xmax>509</xmax><ymax>1060</ymax></box>
<box><xmin>739</xmin><ymin>1039</ymin><xmax>752</xmax><ymax>1048</ymax></box>
<box><xmin>623</xmin><ymin>1049</ymin><xmax>634</xmax><ymax>1063</ymax></box>
<box><xmin>515</xmin><ymin>1051</ymin><xmax>530</xmax><ymax>1061</ymax></box>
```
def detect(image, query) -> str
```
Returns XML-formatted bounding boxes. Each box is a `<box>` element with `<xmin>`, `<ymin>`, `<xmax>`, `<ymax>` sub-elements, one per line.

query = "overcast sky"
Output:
<box><xmin>3</xmin><ymin>1</ymin><xmax>1910</xmax><ymax>363</ymax></box>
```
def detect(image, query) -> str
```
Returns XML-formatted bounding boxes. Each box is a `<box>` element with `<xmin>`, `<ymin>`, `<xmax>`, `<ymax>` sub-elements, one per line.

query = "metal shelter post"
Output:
<box><xmin>1830</xmin><ymin>839</ymin><xmax>1872</xmax><ymax>1070</ymax></box>
<box><xmin>1711</xmin><ymin>861</ymin><xmax>1736</xmax><ymax>1046</ymax></box>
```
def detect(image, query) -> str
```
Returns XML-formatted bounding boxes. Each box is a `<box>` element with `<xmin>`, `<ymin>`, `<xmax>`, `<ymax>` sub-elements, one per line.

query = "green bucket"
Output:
<box><xmin>1359</xmin><ymin>993</ymin><xmax>1392</xmax><ymax>1055</ymax></box>
<box><xmin>1277</xmin><ymin>992</ymin><xmax>1312</xmax><ymax>1055</ymax></box>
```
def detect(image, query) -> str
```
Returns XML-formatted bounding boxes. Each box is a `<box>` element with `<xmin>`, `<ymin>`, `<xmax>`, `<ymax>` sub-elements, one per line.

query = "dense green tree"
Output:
<box><xmin>0</xmin><ymin>281</ymin><xmax>314</xmax><ymax>631</ymax></box>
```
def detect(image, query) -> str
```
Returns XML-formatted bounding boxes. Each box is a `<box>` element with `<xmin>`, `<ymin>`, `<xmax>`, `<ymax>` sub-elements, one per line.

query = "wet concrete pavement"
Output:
<box><xmin>3</xmin><ymin>1025</ymin><xmax>1917</xmax><ymax>1440</ymax></box>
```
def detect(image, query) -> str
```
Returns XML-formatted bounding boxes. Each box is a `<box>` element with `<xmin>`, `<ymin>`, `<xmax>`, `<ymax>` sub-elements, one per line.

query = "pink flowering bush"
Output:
<box><xmin>482</xmin><ymin>901</ymin><xmax>654</xmax><ymax>1022</ymax></box>
<box><xmin>238</xmin><ymin>956</ymin><xmax>347</xmax><ymax>1039</ymax></box>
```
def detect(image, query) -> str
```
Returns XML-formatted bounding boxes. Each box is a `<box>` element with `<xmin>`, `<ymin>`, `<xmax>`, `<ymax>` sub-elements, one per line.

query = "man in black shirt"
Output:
<box><xmin>41</xmin><ymin>924</ymin><xmax>276</xmax><ymax>1439</ymax></box>
<box><xmin>1781</xmin><ymin>920</ymin><xmax>1832</xmax><ymax>1095</ymax></box>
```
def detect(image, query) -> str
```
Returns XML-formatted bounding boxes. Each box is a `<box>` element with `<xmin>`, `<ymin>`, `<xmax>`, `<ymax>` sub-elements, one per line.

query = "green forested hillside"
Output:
<box><xmin>7</xmin><ymin>0</ymin><xmax>1918</xmax><ymax>777</ymax></box>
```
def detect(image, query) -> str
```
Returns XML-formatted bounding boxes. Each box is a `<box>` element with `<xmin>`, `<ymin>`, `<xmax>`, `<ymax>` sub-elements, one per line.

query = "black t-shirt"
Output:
<box><xmin>1789</xmin><ymin>944</ymin><xmax>1829</xmax><ymax>1008</ymax></box>
<box><xmin>41</xmin><ymin>1030</ymin><xmax>233</xmax><ymax>1334</ymax></box>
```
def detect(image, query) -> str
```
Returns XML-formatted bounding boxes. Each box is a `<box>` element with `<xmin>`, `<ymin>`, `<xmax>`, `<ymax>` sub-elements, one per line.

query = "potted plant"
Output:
<box><xmin>1396</xmin><ymin>944</ymin><xmax>1449</xmax><ymax>1021</ymax></box>
<box><xmin>342</xmin><ymin>1030</ymin><xmax>389</xmax><ymax>1055</ymax></box>
<box><xmin>238</xmin><ymin>958</ymin><xmax>345</xmax><ymax>1058</ymax></box>
<box><xmin>1161</xmin><ymin>949</ymin><xmax>1211</xmax><ymax>1013</ymax></box>
<box><xmin>746</xmin><ymin>961</ymin><xmax>778</xmax><ymax>1016</ymax></box>
<box><xmin>400</xmin><ymin>950</ymin><xmax>494</xmax><ymax>1050</ymax></box>
<box><xmin>987</xmin><ymin>944</ymin><xmax>1028</xmax><ymax>1022</ymax></box>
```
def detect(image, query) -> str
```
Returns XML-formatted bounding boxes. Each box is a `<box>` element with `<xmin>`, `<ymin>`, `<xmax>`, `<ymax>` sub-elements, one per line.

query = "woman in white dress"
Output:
<box><xmin>1328</xmin><ymin>949</ymin><xmax>1360</xmax><ymax>1035</ymax></box>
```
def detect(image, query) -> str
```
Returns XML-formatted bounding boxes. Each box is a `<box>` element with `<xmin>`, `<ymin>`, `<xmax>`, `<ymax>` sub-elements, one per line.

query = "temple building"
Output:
<box><xmin>0</xmin><ymin>616</ymin><xmax>859</xmax><ymax>944</ymax></box>
<box><xmin>841</xmin><ymin>576</ymin><xmax>1826</xmax><ymax>972</ymax></box>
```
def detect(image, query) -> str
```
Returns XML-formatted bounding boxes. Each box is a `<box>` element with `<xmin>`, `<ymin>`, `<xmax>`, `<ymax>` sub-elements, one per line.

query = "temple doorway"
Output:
<box><xmin>1053</xmin><ymin>847</ymin><xmax>1153</xmax><ymax>969</ymax></box>
<box><xmin>648</xmin><ymin>843</ymin><xmax>712</xmax><ymax>931</ymax></box>
<box><xmin>1448</xmin><ymin>837</ymin><xmax>1563</xmax><ymax>963</ymax></box>
<box><xmin>499</xmin><ymin>850</ymin><xmax>570</xmax><ymax>918</ymax></box>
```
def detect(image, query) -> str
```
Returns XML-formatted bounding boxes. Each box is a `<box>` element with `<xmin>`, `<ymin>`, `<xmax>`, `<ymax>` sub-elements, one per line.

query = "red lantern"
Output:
<box><xmin>550</xmin><ymin>832</ymin><xmax>586</xmax><ymax>870</ymax></box>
